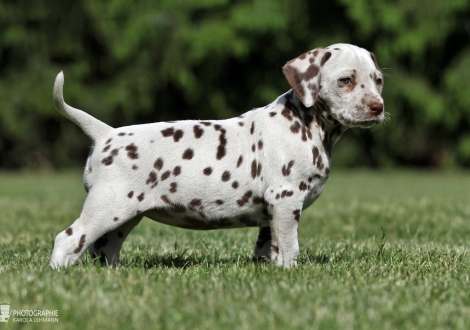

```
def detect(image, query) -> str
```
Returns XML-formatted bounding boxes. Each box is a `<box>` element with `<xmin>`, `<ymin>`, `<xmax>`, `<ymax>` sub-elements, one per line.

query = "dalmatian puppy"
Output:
<box><xmin>50</xmin><ymin>43</ymin><xmax>384</xmax><ymax>269</ymax></box>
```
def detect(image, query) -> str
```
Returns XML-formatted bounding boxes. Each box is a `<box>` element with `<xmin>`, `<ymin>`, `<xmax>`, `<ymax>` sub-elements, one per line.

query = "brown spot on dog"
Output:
<box><xmin>65</xmin><ymin>227</ymin><xmax>73</xmax><ymax>236</ymax></box>
<box><xmin>161</xmin><ymin>170</ymin><xmax>171</xmax><ymax>181</ymax></box>
<box><xmin>258</xmin><ymin>140</ymin><xmax>263</xmax><ymax>149</ymax></box>
<box><xmin>232</xmin><ymin>181</ymin><xmax>239</xmax><ymax>189</ymax></box>
<box><xmin>237</xmin><ymin>190</ymin><xmax>253</xmax><ymax>207</ymax></box>
<box><xmin>118</xmin><ymin>132</ymin><xmax>126</xmax><ymax>136</ymax></box>
<box><xmin>173</xmin><ymin>129</ymin><xmax>184</xmax><ymax>142</ymax></box>
<box><xmin>146</xmin><ymin>171</ymin><xmax>157</xmax><ymax>185</ymax></box>
<box><xmin>74</xmin><ymin>234</ymin><xmax>86</xmax><ymax>254</ymax></box>
<box><xmin>190</xmin><ymin>199</ymin><xmax>202</xmax><ymax>207</ymax></box>
<box><xmin>299</xmin><ymin>182</ymin><xmax>308</xmax><ymax>191</ymax></box>
<box><xmin>250</xmin><ymin>122</ymin><xmax>255</xmax><ymax>134</ymax></box>
<box><xmin>253</xmin><ymin>196</ymin><xmax>264</xmax><ymax>204</ymax></box>
<box><xmin>290</xmin><ymin>121</ymin><xmax>301</xmax><ymax>134</ymax></box>
<box><xmin>200</xmin><ymin>121</ymin><xmax>212</xmax><ymax>126</ymax></box>
<box><xmin>203</xmin><ymin>167</ymin><xmax>213</xmax><ymax>175</ymax></box>
<box><xmin>269</xmin><ymin>112</ymin><xmax>277</xmax><ymax>117</ymax></box>
<box><xmin>238</xmin><ymin>122</ymin><xmax>244</xmax><ymax>126</ymax></box>
<box><xmin>161</xmin><ymin>195</ymin><xmax>171</xmax><ymax>204</ymax></box>
<box><xmin>173</xmin><ymin>166</ymin><xmax>181</xmax><ymax>176</ymax></box>
<box><xmin>312</xmin><ymin>147</ymin><xmax>319</xmax><ymax>165</ymax></box>
<box><xmin>215</xmin><ymin>200</ymin><xmax>224</xmax><ymax>205</ymax></box>
<box><xmin>128</xmin><ymin>191</ymin><xmax>134</xmax><ymax>198</ymax></box>
<box><xmin>281</xmin><ymin>108</ymin><xmax>293</xmax><ymax>121</ymax></box>
<box><xmin>102</xmin><ymin>156</ymin><xmax>113</xmax><ymax>166</ymax></box>
<box><xmin>222</xmin><ymin>171</ymin><xmax>231</xmax><ymax>182</ymax></box>
<box><xmin>125</xmin><ymin>143</ymin><xmax>139</xmax><ymax>159</ymax></box>
<box><xmin>321</xmin><ymin>52</ymin><xmax>332</xmax><ymax>66</ymax></box>
<box><xmin>182</xmin><ymin>148</ymin><xmax>194</xmax><ymax>160</ymax></box>
<box><xmin>193</xmin><ymin>125</ymin><xmax>204</xmax><ymax>139</ymax></box>
<box><xmin>275</xmin><ymin>194</ymin><xmax>280</xmax><ymax>200</ymax></box>
<box><xmin>102</xmin><ymin>145</ymin><xmax>111</xmax><ymax>153</ymax></box>
<box><xmin>317</xmin><ymin>155</ymin><xmax>324</xmax><ymax>171</ymax></box>
<box><xmin>137</xmin><ymin>193</ymin><xmax>145</xmax><ymax>202</ymax></box>
<box><xmin>251</xmin><ymin>160</ymin><xmax>258</xmax><ymax>179</ymax></box>
<box><xmin>113</xmin><ymin>217</ymin><xmax>119</xmax><ymax>222</ymax></box>
<box><xmin>132</xmin><ymin>165</ymin><xmax>138</xmax><ymax>170</ymax></box>
<box><xmin>154</xmin><ymin>158</ymin><xmax>164</xmax><ymax>171</ymax></box>
<box><xmin>282</xmin><ymin>160</ymin><xmax>295</xmax><ymax>176</ymax></box>
<box><xmin>169</xmin><ymin>182</ymin><xmax>177</xmax><ymax>193</ymax></box>
<box><xmin>106</xmin><ymin>138</ymin><xmax>112</xmax><ymax>144</ymax></box>
<box><xmin>237</xmin><ymin>155</ymin><xmax>243</xmax><ymax>167</ymax></box>
<box><xmin>161</xmin><ymin>127</ymin><xmax>175</xmax><ymax>137</ymax></box>
<box><xmin>252</xmin><ymin>144</ymin><xmax>256</xmax><ymax>152</ymax></box>
<box><xmin>293</xmin><ymin>209</ymin><xmax>301</xmax><ymax>222</ymax></box>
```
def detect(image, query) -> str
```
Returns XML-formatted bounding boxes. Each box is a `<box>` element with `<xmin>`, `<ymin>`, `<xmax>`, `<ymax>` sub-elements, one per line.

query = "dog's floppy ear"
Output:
<box><xmin>282</xmin><ymin>48</ymin><xmax>332</xmax><ymax>108</ymax></box>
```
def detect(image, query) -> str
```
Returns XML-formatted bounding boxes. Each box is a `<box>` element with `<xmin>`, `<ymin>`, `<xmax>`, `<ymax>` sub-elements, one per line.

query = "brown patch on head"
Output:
<box><xmin>203</xmin><ymin>167</ymin><xmax>213</xmax><ymax>175</ymax></box>
<box><xmin>321</xmin><ymin>52</ymin><xmax>332</xmax><ymax>66</ymax></box>
<box><xmin>182</xmin><ymin>148</ymin><xmax>194</xmax><ymax>160</ymax></box>
<box><xmin>65</xmin><ymin>227</ymin><xmax>73</xmax><ymax>236</ymax></box>
<box><xmin>193</xmin><ymin>125</ymin><xmax>204</xmax><ymax>139</ymax></box>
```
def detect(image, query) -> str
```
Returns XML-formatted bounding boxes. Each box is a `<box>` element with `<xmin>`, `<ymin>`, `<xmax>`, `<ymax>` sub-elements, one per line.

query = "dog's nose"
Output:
<box><xmin>368</xmin><ymin>101</ymin><xmax>384</xmax><ymax>115</ymax></box>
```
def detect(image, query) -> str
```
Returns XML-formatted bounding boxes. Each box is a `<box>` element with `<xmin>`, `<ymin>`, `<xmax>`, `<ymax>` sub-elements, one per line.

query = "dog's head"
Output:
<box><xmin>283</xmin><ymin>43</ymin><xmax>384</xmax><ymax>128</ymax></box>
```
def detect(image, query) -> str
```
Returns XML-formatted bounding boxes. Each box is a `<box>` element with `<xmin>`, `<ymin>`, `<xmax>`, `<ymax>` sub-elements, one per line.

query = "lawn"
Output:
<box><xmin>0</xmin><ymin>170</ymin><xmax>469</xmax><ymax>329</ymax></box>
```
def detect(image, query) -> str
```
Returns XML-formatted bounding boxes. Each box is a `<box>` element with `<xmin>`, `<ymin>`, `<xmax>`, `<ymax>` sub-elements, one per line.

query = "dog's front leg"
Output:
<box><xmin>266</xmin><ymin>190</ymin><xmax>303</xmax><ymax>268</ymax></box>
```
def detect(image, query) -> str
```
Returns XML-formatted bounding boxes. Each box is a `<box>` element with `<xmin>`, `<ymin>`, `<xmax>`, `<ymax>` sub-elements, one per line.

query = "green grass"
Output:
<box><xmin>0</xmin><ymin>170</ymin><xmax>470</xmax><ymax>329</ymax></box>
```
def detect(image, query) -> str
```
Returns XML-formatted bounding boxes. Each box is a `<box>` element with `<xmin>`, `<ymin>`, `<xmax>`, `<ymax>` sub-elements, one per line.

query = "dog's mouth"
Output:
<box><xmin>334</xmin><ymin>113</ymin><xmax>384</xmax><ymax>128</ymax></box>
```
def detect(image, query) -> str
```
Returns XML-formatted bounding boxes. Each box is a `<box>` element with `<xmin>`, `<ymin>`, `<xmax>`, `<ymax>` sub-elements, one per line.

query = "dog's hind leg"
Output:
<box><xmin>87</xmin><ymin>215</ymin><xmax>142</xmax><ymax>266</ymax></box>
<box><xmin>50</xmin><ymin>185</ymin><xmax>143</xmax><ymax>269</ymax></box>
<box><xmin>252</xmin><ymin>227</ymin><xmax>272</xmax><ymax>263</ymax></box>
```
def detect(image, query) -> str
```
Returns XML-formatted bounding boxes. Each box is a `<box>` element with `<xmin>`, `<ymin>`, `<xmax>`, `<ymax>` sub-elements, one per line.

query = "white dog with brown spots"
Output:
<box><xmin>50</xmin><ymin>43</ymin><xmax>385</xmax><ymax>269</ymax></box>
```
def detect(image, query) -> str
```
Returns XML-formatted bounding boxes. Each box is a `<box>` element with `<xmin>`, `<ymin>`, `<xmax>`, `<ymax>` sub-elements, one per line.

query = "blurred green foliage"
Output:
<box><xmin>0</xmin><ymin>0</ymin><xmax>469</xmax><ymax>169</ymax></box>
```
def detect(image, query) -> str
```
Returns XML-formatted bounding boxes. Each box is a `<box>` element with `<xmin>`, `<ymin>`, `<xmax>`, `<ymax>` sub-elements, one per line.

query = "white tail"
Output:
<box><xmin>53</xmin><ymin>72</ymin><xmax>112</xmax><ymax>141</ymax></box>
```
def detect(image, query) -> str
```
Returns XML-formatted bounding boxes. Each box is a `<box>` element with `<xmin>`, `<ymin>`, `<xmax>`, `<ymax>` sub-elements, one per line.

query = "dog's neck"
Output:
<box><xmin>279</xmin><ymin>90</ymin><xmax>347</xmax><ymax>157</ymax></box>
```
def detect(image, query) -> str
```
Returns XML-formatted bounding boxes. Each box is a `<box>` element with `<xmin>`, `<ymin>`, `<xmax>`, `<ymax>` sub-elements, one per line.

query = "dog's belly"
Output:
<box><xmin>143</xmin><ymin>205</ymin><xmax>270</xmax><ymax>230</ymax></box>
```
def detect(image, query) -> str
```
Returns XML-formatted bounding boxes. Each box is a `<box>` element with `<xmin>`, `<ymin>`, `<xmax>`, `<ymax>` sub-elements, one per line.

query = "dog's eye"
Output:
<box><xmin>339</xmin><ymin>78</ymin><xmax>351</xmax><ymax>84</ymax></box>
<box><xmin>376</xmin><ymin>78</ymin><xmax>383</xmax><ymax>85</ymax></box>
